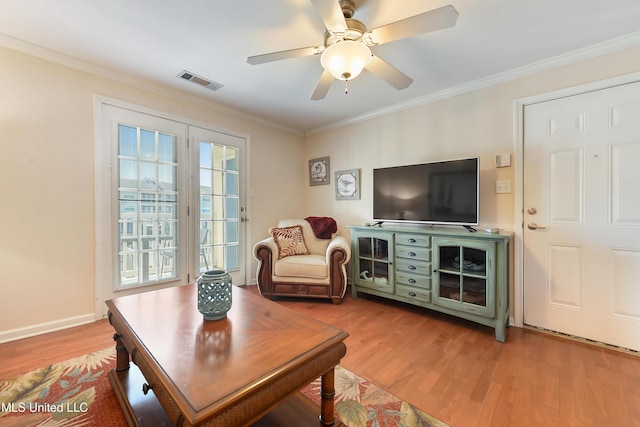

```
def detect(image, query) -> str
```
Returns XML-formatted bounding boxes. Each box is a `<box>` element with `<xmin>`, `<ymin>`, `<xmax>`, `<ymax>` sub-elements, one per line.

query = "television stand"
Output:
<box><xmin>348</xmin><ymin>225</ymin><xmax>513</xmax><ymax>342</ymax></box>
<box><xmin>463</xmin><ymin>225</ymin><xmax>477</xmax><ymax>232</ymax></box>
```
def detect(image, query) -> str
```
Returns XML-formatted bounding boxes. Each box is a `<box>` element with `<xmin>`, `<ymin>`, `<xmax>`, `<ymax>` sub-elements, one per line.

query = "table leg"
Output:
<box><xmin>319</xmin><ymin>367</ymin><xmax>336</xmax><ymax>426</ymax></box>
<box><xmin>110</xmin><ymin>332</ymin><xmax>129</xmax><ymax>374</ymax></box>
<box><xmin>109</xmin><ymin>311</ymin><xmax>130</xmax><ymax>372</ymax></box>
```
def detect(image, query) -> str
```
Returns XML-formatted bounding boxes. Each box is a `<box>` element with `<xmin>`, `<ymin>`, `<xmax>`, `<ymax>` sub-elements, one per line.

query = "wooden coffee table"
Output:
<box><xmin>106</xmin><ymin>285</ymin><xmax>348</xmax><ymax>426</ymax></box>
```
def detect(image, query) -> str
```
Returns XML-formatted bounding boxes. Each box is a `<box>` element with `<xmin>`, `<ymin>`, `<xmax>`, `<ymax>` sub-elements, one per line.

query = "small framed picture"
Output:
<box><xmin>335</xmin><ymin>169</ymin><xmax>360</xmax><ymax>200</ymax></box>
<box><xmin>309</xmin><ymin>156</ymin><xmax>330</xmax><ymax>186</ymax></box>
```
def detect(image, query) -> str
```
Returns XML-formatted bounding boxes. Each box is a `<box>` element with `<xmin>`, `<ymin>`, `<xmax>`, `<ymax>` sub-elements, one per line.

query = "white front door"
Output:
<box><xmin>523</xmin><ymin>81</ymin><xmax>640</xmax><ymax>351</ymax></box>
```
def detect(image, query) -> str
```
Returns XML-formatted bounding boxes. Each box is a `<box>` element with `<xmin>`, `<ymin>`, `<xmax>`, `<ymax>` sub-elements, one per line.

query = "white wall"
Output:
<box><xmin>0</xmin><ymin>45</ymin><xmax>305</xmax><ymax>338</ymax></box>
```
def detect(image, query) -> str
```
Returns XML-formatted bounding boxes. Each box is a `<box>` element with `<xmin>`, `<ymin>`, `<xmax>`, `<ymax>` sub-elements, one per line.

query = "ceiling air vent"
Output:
<box><xmin>178</xmin><ymin>70</ymin><xmax>223</xmax><ymax>91</ymax></box>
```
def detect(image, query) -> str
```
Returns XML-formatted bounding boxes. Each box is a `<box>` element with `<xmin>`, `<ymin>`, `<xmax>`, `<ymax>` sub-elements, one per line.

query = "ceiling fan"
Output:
<box><xmin>247</xmin><ymin>0</ymin><xmax>459</xmax><ymax>100</ymax></box>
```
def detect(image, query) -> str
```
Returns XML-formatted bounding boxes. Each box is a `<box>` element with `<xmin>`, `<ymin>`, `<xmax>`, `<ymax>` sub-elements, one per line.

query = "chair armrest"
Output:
<box><xmin>253</xmin><ymin>236</ymin><xmax>279</xmax><ymax>260</ymax></box>
<box><xmin>253</xmin><ymin>237</ymin><xmax>279</xmax><ymax>296</ymax></box>
<box><xmin>326</xmin><ymin>235</ymin><xmax>351</xmax><ymax>265</ymax></box>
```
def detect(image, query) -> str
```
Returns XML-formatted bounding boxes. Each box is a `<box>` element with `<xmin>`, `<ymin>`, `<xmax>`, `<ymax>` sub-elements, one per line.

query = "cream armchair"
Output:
<box><xmin>253</xmin><ymin>219</ymin><xmax>351</xmax><ymax>304</ymax></box>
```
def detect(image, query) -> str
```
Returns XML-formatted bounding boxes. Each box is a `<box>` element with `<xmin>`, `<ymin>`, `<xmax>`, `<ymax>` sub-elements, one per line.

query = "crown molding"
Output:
<box><xmin>4</xmin><ymin>29</ymin><xmax>640</xmax><ymax>138</ymax></box>
<box><xmin>305</xmin><ymin>31</ymin><xmax>640</xmax><ymax>136</ymax></box>
<box><xmin>0</xmin><ymin>32</ymin><xmax>303</xmax><ymax>136</ymax></box>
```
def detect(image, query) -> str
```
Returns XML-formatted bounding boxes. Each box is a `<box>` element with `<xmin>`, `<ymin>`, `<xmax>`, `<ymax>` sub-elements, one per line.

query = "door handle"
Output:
<box><xmin>527</xmin><ymin>223</ymin><xmax>546</xmax><ymax>230</ymax></box>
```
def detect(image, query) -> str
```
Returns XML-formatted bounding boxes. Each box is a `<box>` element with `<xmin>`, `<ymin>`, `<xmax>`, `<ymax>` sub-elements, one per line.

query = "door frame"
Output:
<box><xmin>512</xmin><ymin>72</ymin><xmax>640</xmax><ymax>328</ymax></box>
<box><xmin>93</xmin><ymin>96</ymin><xmax>252</xmax><ymax>319</ymax></box>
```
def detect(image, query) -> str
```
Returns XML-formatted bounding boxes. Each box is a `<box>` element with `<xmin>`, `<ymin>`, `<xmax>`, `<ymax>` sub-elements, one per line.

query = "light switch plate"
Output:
<box><xmin>496</xmin><ymin>180</ymin><xmax>511</xmax><ymax>194</ymax></box>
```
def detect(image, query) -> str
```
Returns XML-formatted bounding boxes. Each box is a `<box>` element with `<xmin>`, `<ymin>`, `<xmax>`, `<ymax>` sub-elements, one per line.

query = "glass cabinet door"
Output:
<box><xmin>433</xmin><ymin>238</ymin><xmax>495</xmax><ymax>317</ymax></box>
<box><xmin>354</xmin><ymin>231</ymin><xmax>394</xmax><ymax>293</ymax></box>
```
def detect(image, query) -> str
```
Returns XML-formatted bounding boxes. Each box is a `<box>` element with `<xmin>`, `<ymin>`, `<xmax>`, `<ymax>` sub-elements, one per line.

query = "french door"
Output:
<box><xmin>190</xmin><ymin>126</ymin><xmax>247</xmax><ymax>286</ymax></box>
<box><xmin>95</xmin><ymin>101</ymin><xmax>247</xmax><ymax>317</ymax></box>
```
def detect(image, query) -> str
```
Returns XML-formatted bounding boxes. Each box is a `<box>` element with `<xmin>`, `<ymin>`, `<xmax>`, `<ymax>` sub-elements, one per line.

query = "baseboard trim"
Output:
<box><xmin>0</xmin><ymin>313</ymin><xmax>97</xmax><ymax>344</ymax></box>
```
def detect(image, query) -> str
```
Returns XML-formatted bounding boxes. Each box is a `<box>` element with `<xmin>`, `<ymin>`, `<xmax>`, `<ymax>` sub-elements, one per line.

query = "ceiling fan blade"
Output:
<box><xmin>366</xmin><ymin>5</ymin><xmax>458</xmax><ymax>46</ymax></box>
<box><xmin>310</xmin><ymin>0</ymin><xmax>348</xmax><ymax>34</ymax></box>
<box><xmin>366</xmin><ymin>55</ymin><xmax>413</xmax><ymax>90</ymax></box>
<box><xmin>247</xmin><ymin>46</ymin><xmax>320</xmax><ymax>65</ymax></box>
<box><xmin>311</xmin><ymin>69</ymin><xmax>334</xmax><ymax>100</ymax></box>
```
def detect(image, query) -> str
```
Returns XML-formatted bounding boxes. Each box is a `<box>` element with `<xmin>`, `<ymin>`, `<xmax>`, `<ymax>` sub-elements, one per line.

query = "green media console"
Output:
<box><xmin>348</xmin><ymin>225</ymin><xmax>513</xmax><ymax>342</ymax></box>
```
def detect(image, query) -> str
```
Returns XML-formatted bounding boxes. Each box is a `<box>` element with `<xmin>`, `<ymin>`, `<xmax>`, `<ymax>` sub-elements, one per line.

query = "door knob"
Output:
<box><xmin>527</xmin><ymin>223</ymin><xmax>546</xmax><ymax>230</ymax></box>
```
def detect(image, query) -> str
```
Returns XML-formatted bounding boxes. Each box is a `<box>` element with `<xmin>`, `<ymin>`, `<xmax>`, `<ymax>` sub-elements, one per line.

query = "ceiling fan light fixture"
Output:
<box><xmin>320</xmin><ymin>40</ymin><xmax>371</xmax><ymax>81</ymax></box>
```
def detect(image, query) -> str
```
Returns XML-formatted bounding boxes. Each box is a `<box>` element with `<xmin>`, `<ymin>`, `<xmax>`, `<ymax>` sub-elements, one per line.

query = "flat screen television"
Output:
<box><xmin>373</xmin><ymin>157</ymin><xmax>479</xmax><ymax>227</ymax></box>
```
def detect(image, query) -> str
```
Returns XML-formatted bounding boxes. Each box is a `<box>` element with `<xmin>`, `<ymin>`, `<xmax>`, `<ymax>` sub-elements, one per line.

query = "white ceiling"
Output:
<box><xmin>2</xmin><ymin>0</ymin><xmax>640</xmax><ymax>133</ymax></box>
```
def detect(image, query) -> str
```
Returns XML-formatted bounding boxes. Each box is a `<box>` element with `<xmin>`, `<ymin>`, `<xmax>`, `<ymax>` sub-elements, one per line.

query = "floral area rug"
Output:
<box><xmin>301</xmin><ymin>366</ymin><xmax>449</xmax><ymax>427</ymax></box>
<box><xmin>0</xmin><ymin>348</ymin><xmax>124</xmax><ymax>426</ymax></box>
<box><xmin>1</xmin><ymin>348</ymin><xmax>449</xmax><ymax>427</ymax></box>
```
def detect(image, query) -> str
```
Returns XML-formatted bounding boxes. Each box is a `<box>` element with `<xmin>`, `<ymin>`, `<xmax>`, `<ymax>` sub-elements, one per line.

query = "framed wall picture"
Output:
<box><xmin>335</xmin><ymin>169</ymin><xmax>360</xmax><ymax>200</ymax></box>
<box><xmin>309</xmin><ymin>156</ymin><xmax>330</xmax><ymax>186</ymax></box>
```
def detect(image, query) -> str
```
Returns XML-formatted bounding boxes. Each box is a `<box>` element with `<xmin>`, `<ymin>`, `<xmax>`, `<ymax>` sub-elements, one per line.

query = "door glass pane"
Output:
<box><xmin>359</xmin><ymin>259</ymin><xmax>373</xmax><ymax>281</ymax></box>
<box><xmin>226</xmin><ymin>245</ymin><xmax>239</xmax><ymax>269</ymax></box>
<box><xmin>226</xmin><ymin>197</ymin><xmax>239</xmax><ymax>219</ymax></box>
<box><xmin>439</xmin><ymin>273</ymin><xmax>461</xmax><ymax>300</ymax></box>
<box><xmin>212</xmin><ymin>145</ymin><xmax>225</xmax><ymax>169</ymax></box>
<box><xmin>119</xmin><ymin>126</ymin><xmax>137</xmax><ymax>157</ymax></box>
<box><xmin>373</xmin><ymin>238</ymin><xmax>388</xmax><ymax>260</ymax></box>
<box><xmin>439</xmin><ymin>246</ymin><xmax>459</xmax><ymax>271</ymax></box>
<box><xmin>158</xmin><ymin>164</ymin><xmax>176</xmax><ymax>191</ymax></box>
<box><xmin>200</xmin><ymin>169</ymin><xmax>212</xmax><ymax>193</ymax></box>
<box><xmin>117</xmin><ymin>124</ymin><xmax>178</xmax><ymax>287</ymax></box>
<box><xmin>358</xmin><ymin>237</ymin><xmax>372</xmax><ymax>257</ymax></box>
<box><xmin>212</xmin><ymin>221</ymin><xmax>224</xmax><ymax>244</ymax></box>
<box><xmin>226</xmin><ymin>221</ymin><xmax>239</xmax><ymax>244</ymax></box>
<box><xmin>213</xmin><ymin>170</ymin><xmax>223</xmax><ymax>194</ymax></box>
<box><xmin>140</xmin><ymin>129</ymin><xmax>155</xmax><ymax>160</ymax></box>
<box><xmin>373</xmin><ymin>261</ymin><xmax>389</xmax><ymax>283</ymax></box>
<box><xmin>438</xmin><ymin>246</ymin><xmax>461</xmax><ymax>301</ymax></box>
<box><xmin>213</xmin><ymin>196</ymin><xmax>224</xmax><ymax>220</ymax></box>
<box><xmin>200</xmin><ymin>142</ymin><xmax>211</xmax><ymax>168</ymax></box>
<box><xmin>462</xmin><ymin>277</ymin><xmax>487</xmax><ymax>306</ymax></box>
<box><xmin>226</xmin><ymin>172</ymin><xmax>238</xmax><ymax>195</ymax></box>
<box><xmin>140</xmin><ymin>161</ymin><xmax>156</xmax><ymax>183</ymax></box>
<box><xmin>119</xmin><ymin>160</ymin><xmax>137</xmax><ymax>186</ymax></box>
<box><xmin>461</xmin><ymin>247</ymin><xmax>487</xmax><ymax>307</ymax></box>
<box><xmin>159</xmin><ymin>133</ymin><xmax>176</xmax><ymax>162</ymax></box>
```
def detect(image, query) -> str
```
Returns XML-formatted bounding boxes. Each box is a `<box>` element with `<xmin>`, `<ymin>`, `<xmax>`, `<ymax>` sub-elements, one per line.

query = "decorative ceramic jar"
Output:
<box><xmin>197</xmin><ymin>269</ymin><xmax>232</xmax><ymax>320</ymax></box>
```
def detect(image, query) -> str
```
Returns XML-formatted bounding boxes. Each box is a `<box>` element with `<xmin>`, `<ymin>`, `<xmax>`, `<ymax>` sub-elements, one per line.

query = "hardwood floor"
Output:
<box><xmin>2</xmin><ymin>285</ymin><xmax>639</xmax><ymax>426</ymax></box>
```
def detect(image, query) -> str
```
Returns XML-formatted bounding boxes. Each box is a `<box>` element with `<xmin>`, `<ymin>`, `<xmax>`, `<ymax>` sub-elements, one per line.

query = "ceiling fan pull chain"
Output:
<box><xmin>344</xmin><ymin>79</ymin><xmax>349</xmax><ymax>94</ymax></box>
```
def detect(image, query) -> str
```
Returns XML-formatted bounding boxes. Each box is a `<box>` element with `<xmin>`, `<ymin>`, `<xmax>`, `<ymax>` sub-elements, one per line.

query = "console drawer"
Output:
<box><xmin>396</xmin><ymin>245</ymin><xmax>431</xmax><ymax>261</ymax></box>
<box><xmin>396</xmin><ymin>272</ymin><xmax>431</xmax><ymax>289</ymax></box>
<box><xmin>396</xmin><ymin>259</ymin><xmax>431</xmax><ymax>276</ymax></box>
<box><xmin>396</xmin><ymin>284</ymin><xmax>431</xmax><ymax>303</ymax></box>
<box><xmin>396</xmin><ymin>235</ymin><xmax>431</xmax><ymax>247</ymax></box>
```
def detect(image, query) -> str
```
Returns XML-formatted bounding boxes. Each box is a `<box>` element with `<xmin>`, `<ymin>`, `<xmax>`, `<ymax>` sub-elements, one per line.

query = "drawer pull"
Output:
<box><xmin>142</xmin><ymin>383</ymin><xmax>152</xmax><ymax>395</ymax></box>
<box><xmin>409</xmin><ymin>278</ymin><xmax>416</xmax><ymax>284</ymax></box>
<box><xmin>408</xmin><ymin>265</ymin><xmax>416</xmax><ymax>270</ymax></box>
<box><xmin>408</xmin><ymin>238</ymin><xmax>416</xmax><ymax>243</ymax></box>
<box><xmin>408</xmin><ymin>251</ymin><xmax>416</xmax><ymax>257</ymax></box>
<box><xmin>409</xmin><ymin>292</ymin><xmax>417</xmax><ymax>297</ymax></box>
